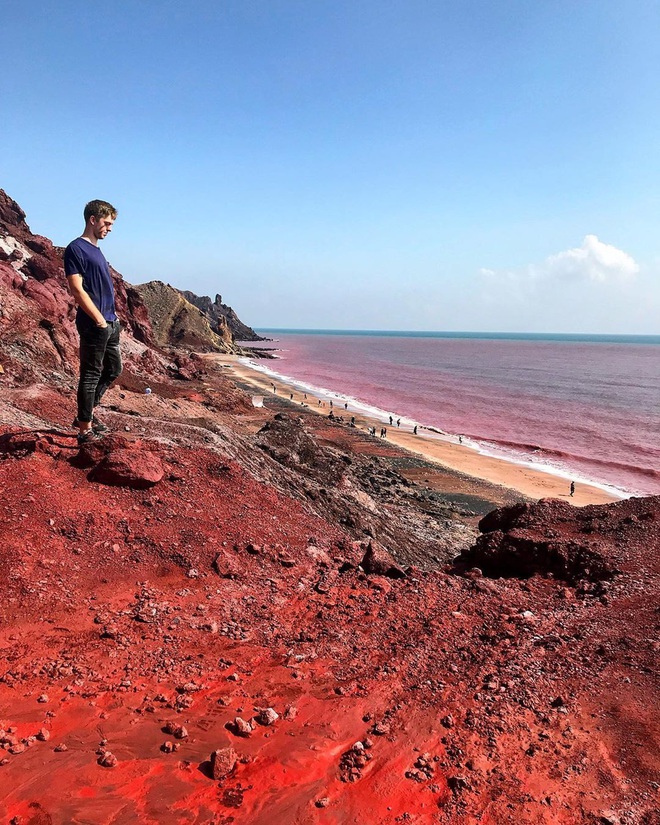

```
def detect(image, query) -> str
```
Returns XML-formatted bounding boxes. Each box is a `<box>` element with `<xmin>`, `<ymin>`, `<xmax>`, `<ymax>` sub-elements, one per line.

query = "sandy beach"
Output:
<box><xmin>209</xmin><ymin>354</ymin><xmax>619</xmax><ymax>506</ymax></box>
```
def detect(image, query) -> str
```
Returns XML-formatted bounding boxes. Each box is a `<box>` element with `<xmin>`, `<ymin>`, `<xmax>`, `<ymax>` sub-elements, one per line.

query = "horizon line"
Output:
<box><xmin>254</xmin><ymin>328</ymin><xmax>660</xmax><ymax>339</ymax></box>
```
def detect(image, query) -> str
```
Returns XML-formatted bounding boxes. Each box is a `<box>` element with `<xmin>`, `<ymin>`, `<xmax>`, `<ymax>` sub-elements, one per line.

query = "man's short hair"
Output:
<box><xmin>84</xmin><ymin>200</ymin><xmax>117</xmax><ymax>222</ymax></box>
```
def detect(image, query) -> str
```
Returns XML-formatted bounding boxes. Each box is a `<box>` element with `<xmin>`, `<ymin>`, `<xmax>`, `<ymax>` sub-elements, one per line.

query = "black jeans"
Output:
<box><xmin>76</xmin><ymin>319</ymin><xmax>122</xmax><ymax>423</ymax></box>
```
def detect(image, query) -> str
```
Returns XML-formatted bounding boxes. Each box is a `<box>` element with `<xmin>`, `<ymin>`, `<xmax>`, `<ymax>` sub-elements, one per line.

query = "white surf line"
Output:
<box><xmin>237</xmin><ymin>357</ymin><xmax>631</xmax><ymax>499</ymax></box>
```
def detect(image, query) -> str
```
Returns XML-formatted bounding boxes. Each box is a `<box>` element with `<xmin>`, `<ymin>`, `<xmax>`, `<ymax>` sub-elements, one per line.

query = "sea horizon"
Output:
<box><xmin>255</xmin><ymin>329</ymin><xmax>660</xmax><ymax>345</ymax></box>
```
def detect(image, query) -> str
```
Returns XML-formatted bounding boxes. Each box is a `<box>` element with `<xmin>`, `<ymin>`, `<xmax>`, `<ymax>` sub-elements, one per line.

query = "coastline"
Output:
<box><xmin>210</xmin><ymin>354</ymin><xmax>619</xmax><ymax>506</ymax></box>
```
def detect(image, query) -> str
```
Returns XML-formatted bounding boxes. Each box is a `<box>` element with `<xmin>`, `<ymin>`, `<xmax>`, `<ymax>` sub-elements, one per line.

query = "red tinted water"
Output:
<box><xmin>250</xmin><ymin>334</ymin><xmax>660</xmax><ymax>496</ymax></box>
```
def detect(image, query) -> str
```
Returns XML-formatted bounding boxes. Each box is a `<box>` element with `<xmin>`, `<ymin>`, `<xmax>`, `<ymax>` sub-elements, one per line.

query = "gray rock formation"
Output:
<box><xmin>180</xmin><ymin>290</ymin><xmax>265</xmax><ymax>342</ymax></box>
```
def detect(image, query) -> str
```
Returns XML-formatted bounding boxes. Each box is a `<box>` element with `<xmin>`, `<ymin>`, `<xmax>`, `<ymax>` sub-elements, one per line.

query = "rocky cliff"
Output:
<box><xmin>180</xmin><ymin>290</ymin><xmax>265</xmax><ymax>342</ymax></box>
<box><xmin>134</xmin><ymin>281</ymin><xmax>237</xmax><ymax>353</ymax></box>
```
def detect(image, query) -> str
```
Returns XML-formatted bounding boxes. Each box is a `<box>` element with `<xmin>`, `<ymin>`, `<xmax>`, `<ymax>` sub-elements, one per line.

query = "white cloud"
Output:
<box><xmin>540</xmin><ymin>235</ymin><xmax>639</xmax><ymax>282</ymax></box>
<box><xmin>482</xmin><ymin>235</ymin><xmax>639</xmax><ymax>285</ymax></box>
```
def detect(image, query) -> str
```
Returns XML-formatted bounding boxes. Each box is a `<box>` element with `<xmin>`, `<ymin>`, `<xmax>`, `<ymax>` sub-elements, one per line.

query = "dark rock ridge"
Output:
<box><xmin>133</xmin><ymin>280</ymin><xmax>237</xmax><ymax>353</ymax></box>
<box><xmin>456</xmin><ymin>495</ymin><xmax>658</xmax><ymax>584</ymax></box>
<box><xmin>180</xmin><ymin>290</ymin><xmax>265</xmax><ymax>342</ymax></box>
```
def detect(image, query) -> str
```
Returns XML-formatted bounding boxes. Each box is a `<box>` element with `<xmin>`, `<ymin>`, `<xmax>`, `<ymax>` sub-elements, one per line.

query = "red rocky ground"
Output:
<box><xmin>0</xmin><ymin>372</ymin><xmax>658</xmax><ymax>825</ymax></box>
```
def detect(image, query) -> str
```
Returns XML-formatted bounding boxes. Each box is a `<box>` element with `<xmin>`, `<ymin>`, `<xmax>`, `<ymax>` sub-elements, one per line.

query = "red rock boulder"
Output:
<box><xmin>210</xmin><ymin>746</ymin><xmax>237</xmax><ymax>780</ymax></box>
<box><xmin>360</xmin><ymin>541</ymin><xmax>407</xmax><ymax>579</ymax></box>
<box><xmin>89</xmin><ymin>449</ymin><xmax>164</xmax><ymax>488</ymax></box>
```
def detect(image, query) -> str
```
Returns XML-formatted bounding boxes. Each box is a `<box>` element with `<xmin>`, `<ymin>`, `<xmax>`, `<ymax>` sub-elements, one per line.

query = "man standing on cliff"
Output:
<box><xmin>64</xmin><ymin>200</ymin><xmax>122</xmax><ymax>445</ymax></box>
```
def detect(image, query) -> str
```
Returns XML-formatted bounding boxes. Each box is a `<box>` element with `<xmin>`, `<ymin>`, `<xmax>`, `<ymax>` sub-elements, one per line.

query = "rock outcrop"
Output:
<box><xmin>456</xmin><ymin>495</ymin><xmax>658</xmax><ymax>584</ymax></box>
<box><xmin>134</xmin><ymin>281</ymin><xmax>237</xmax><ymax>352</ymax></box>
<box><xmin>180</xmin><ymin>290</ymin><xmax>264</xmax><ymax>341</ymax></box>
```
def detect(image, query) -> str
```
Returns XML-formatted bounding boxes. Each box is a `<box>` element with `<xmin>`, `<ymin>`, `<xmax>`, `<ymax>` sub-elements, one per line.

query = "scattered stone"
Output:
<box><xmin>360</xmin><ymin>541</ymin><xmax>406</xmax><ymax>579</ymax></box>
<box><xmin>339</xmin><ymin>741</ymin><xmax>373</xmax><ymax>782</ymax></box>
<box><xmin>36</xmin><ymin>728</ymin><xmax>50</xmax><ymax>741</ymax></box>
<box><xmin>175</xmin><ymin>694</ymin><xmax>194</xmax><ymax>710</ymax></box>
<box><xmin>448</xmin><ymin>775</ymin><xmax>470</xmax><ymax>793</ymax></box>
<box><xmin>163</xmin><ymin>721</ymin><xmax>189</xmax><ymax>739</ymax></box>
<box><xmin>228</xmin><ymin>717</ymin><xmax>252</xmax><ymax>737</ymax></box>
<box><xmin>161</xmin><ymin>740</ymin><xmax>174</xmax><ymax>753</ymax></box>
<box><xmin>54</xmin><ymin>743</ymin><xmax>68</xmax><ymax>752</ymax></box>
<box><xmin>177</xmin><ymin>681</ymin><xmax>203</xmax><ymax>694</ymax></box>
<box><xmin>315</xmin><ymin>797</ymin><xmax>330</xmax><ymax>808</ymax></box>
<box><xmin>212</xmin><ymin>553</ymin><xmax>242</xmax><ymax>579</ymax></box>
<box><xmin>37</xmin><ymin>694</ymin><xmax>48</xmax><ymax>703</ymax></box>
<box><xmin>199</xmin><ymin>621</ymin><xmax>219</xmax><ymax>633</ymax></box>
<box><xmin>98</xmin><ymin>751</ymin><xmax>118</xmax><ymax>768</ymax></box>
<box><xmin>256</xmin><ymin>707</ymin><xmax>279</xmax><ymax>726</ymax></box>
<box><xmin>210</xmin><ymin>746</ymin><xmax>237</xmax><ymax>780</ymax></box>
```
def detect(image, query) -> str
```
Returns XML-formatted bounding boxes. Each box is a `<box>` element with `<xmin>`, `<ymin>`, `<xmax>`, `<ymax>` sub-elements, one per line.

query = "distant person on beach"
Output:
<box><xmin>397</xmin><ymin>418</ymin><xmax>401</xmax><ymax>427</ymax></box>
<box><xmin>383</xmin><ymin>427</ymin><xmax>387</xmax><ymax>438</ymax></box>
<box><xmin>389</xmin><ymin>416</ymin><xmax>393</xmax><ymax>425</ymax></box>
<box><xmin>344</xmin><ymin>402</ymin><xmax>348</xmax><ymax>409</ymax></box>
<box><xmin>413</xmin><ymin>425</ymin><xmax>417</xmax><ymax>435</ymax></box>
<box><xmin>459</xmin><ymin>435</ymin><xmax>463</xmax><ymax>444</ymax></box>
<box><xmin>64</xmin><ymin>199</ymin><xmax>121</xmax><ymax>445</ymax></box>
<box><xmin>570</xmin><ymin>481</ymin><xmax>575</xmax><ymax>497</ymax></box>
<box><xmin>289</xmin><ymin>392</ymin><xmax>293</xmax><ymax>400</ymax></box>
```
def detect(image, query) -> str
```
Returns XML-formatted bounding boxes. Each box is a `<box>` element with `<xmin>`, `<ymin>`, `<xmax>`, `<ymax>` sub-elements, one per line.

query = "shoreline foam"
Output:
<box><xmin>213</xmin><ymin>354</ymin><xmax>622</xmax><ymax>505</ymax></box>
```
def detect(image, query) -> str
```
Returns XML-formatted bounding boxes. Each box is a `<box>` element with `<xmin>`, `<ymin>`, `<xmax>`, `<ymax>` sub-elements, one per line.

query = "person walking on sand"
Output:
<box><xmin>570</xmin><ymin>481</ymin><xmax>575</xmax><ymax>497</ymax></box>
<box><xmin>64</xmin><ymin>200</ymin><xmax>121</xmax><ymax>445</ymax></box>
<box><xmin>413</xmin><ymin>425</ymin><xmax>417</xmax><ymax>435</ymax></box>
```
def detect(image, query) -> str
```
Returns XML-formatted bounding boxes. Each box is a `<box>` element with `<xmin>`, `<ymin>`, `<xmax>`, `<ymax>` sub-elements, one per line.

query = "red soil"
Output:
<box><xmin>0</xmin><ymin>378</ymin><xmax>658</xmax><ymax>824</ymax></box>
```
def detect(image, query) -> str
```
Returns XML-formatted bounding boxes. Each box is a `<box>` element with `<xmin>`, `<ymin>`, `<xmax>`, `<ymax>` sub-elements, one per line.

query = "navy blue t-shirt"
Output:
<box><xmin>63</xmin><ymin>237</ymin><xmax>117</xmax><ymax>327</ymax></box>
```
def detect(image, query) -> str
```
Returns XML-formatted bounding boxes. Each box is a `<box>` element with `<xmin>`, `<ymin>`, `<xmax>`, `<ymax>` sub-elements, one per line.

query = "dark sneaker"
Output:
<box><xmin>77</xmin><ymin>429</ymin><xmax>105</xmax><ymax>446</ymax></box>
<box><xmin>73</xmin><ymin>416</ymin><xmax>109</xmax><ymax>434</ymax></box>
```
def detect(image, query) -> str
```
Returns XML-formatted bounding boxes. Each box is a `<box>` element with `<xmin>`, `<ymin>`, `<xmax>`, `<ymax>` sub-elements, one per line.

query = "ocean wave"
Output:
<box><xmin>238</xmin><ymin>357</ymin><xmax>637</xmax><ymax>497</ymax></box>
<box><xmin>471</xmin><ymin>436</ymin><xmax>660</xmax><ymax>481</ymax></box>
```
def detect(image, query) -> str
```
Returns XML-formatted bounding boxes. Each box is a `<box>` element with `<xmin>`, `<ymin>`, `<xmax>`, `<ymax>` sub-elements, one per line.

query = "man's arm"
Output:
<box><xmin>66</xmin><ymin>274</ymin><xmax>108</xmax><ymax>327</ymax></box>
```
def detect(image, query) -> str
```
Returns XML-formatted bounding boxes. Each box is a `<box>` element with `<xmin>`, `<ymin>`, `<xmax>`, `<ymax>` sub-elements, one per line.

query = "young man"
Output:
<box><xmin>64</xmin><ymin>200</ymin><xmax>122</xmax><ymax>445</ymax></box>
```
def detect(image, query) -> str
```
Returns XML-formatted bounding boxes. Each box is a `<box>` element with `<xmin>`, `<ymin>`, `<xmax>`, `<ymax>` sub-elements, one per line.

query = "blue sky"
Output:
<box><xmin>2</xmin><ymin>0</ymin><xmax>659</xmax><ymax>332</ymax></box>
